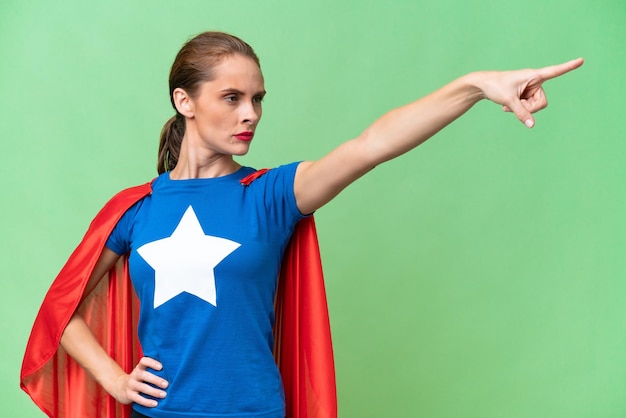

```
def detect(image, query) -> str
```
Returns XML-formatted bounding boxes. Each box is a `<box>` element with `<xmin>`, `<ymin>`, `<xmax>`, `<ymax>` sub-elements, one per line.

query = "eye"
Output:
<box><xmin>224</xmin><ymin>94</ymin><xmax>238</xmax><ymax>103</ymax></box>
<box><xmin>253</xmin><ymin>95</ymin><xmax>265</xmax><ymax>104</ymax></box>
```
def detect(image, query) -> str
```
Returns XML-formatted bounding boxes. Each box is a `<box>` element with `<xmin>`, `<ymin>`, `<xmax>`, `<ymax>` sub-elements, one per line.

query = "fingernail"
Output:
<box><xmin>525</xmin><ymin>119</ymin><xmax>534</xmax><ymax>128</ymax></box>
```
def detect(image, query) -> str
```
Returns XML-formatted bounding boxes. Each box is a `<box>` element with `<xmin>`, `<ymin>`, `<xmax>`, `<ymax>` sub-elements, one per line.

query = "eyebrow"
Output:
<box><xmin>220</xmin><ymin>88</ymin><xmax>267</xmax><ymax>96</ymax></box>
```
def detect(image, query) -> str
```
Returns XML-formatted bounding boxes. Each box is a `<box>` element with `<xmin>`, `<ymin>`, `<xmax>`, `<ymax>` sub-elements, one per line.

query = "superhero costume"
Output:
<box><xmin>20</xmin><ymin>169</ymin><xmax>337</xmax><ymax>418</ymax></box>
<box><xmin>107</xmin><ymin>163</ymin><xmax>307</xmax><ymax>416</ymax></box>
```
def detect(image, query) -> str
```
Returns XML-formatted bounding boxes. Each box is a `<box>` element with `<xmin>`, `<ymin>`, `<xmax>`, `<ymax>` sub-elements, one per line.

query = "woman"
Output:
<box><xmin>21</xmin><ymin>31</ymin><xmax>582</xmax><ymax>418</ymax></box>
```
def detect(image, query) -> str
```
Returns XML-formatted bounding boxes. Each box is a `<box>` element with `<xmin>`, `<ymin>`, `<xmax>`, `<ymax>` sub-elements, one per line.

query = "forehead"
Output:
<box><xmin>208</xmin><ymin>54</ymin><xmax>264</xmax><ymax>90</ymax></box>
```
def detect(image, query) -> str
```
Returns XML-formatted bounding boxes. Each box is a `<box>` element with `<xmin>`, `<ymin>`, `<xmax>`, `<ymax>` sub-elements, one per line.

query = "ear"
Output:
<box><xmin>172</xmin><ymin>88</ymin><xmax>194</xmax><ymax>118</ymax></box>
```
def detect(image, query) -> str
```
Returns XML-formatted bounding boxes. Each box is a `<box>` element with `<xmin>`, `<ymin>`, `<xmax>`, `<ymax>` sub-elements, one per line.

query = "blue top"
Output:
<box><xmin>106</xmin><ymin>163</ymin><xmax>304</xmax><ymax>418</ymax></box>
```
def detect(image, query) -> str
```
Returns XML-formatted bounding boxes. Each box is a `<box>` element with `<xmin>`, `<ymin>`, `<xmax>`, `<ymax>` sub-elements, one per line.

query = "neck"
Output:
<box><xmin>169</xmin><ymin>158</ymin><xmax>241</xmax><ymax>180</ymax></box>
<box><xmin>169</xmin><ymin>137</ymin><xmax>241</xmax><ymax>180</ymax></box>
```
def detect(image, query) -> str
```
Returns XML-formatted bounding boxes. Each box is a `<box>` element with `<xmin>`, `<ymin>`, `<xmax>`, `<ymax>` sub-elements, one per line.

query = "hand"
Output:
<box><xmin>477</xmin><ymin>58</ymin><xmax>584</xmax><ymax>128</ymax></box>
<box><xmin>110</xmin><ymin>357</ymin><xmax>169</xmax><ymax>407</ymax></box>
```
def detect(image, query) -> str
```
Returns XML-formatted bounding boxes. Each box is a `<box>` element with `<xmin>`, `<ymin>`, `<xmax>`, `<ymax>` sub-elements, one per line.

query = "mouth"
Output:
<box><xmin>234</xmin><ymin>131</ymin><xmax>254</xmax><ymax>142</ymax></box>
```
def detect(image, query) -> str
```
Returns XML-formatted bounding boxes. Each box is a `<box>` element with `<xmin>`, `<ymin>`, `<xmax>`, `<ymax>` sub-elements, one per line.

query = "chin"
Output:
<box><xmin>232</xmin><ymin>148</ymin><xmax>251</xmax><ymax>157</ymax></box>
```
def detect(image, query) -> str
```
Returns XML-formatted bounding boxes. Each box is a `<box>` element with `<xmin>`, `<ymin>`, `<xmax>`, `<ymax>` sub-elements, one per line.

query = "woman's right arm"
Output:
<box><xmin>60</xmin><ymin>247</ymin><xmax>168</xmax><ymax>407</ymax></box>
<box><xmin>293</xmin><ymin>58</ymin><xmax>584</xmax><ymax>215</ymax></box>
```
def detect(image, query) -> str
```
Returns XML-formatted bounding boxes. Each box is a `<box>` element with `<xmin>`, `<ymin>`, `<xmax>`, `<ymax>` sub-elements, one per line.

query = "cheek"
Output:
<box><xmin>200</xmin><ymin>109</ymin><xmax>230</xmax><ymax>131</ymax></box>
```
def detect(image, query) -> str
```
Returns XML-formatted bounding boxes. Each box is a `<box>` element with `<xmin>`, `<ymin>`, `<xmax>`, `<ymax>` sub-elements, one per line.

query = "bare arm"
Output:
<box><xmin>294</xmin><ymin>58</ymin><xmax>584</xmax><ymax>214</ymax></box>
<box><xmin>60</xmin><ymin>247</ymin><xmax>168</xmax><ymax>407</ymax></box>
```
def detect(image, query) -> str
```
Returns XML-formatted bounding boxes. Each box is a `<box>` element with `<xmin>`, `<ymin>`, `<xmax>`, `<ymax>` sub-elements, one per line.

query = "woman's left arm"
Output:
<box><xmin>294</xmin><ymin>58</ymin><xmax>583</xmax><ymax>214</ymax></box>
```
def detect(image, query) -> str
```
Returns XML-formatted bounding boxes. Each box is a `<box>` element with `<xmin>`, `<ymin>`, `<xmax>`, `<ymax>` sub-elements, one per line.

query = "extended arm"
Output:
<box><xmin>60</xmin><ymin>248</ymin><xmax>168</xmax><ymax>407</ymax></box>
<box><xmin>294</xmin><ymin>58</ymin><xmax>583</xmax><ymax>214</ymax></box>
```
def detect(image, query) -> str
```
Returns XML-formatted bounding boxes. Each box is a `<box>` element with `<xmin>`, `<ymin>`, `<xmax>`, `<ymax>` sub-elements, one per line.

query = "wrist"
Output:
<box><xmin>93</xmin><ymin>360</ymin><xmax>127</xmax><ymax>397</ymax></box>
<box><xmin>459</xmin><ymin>71</ymin><xmax>490</xmax><ymax>102</ymax></box>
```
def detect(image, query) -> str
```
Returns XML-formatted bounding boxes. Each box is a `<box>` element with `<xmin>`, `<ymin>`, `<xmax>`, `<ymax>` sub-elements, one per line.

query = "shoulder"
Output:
<box><xmin>110</xmin><ymin>181</ymin><xmax>153</xmax><ymax>201</ymax></box>
<box><xmin>91</xmin><ymin>181</ymin><xmax>153</xmax><ymax>226</ymax></box>
<box><xmin>107</xmin><ymin>181</ymin><xmax>152</xmax><ymax>209</ymax></box>
<box><xmin>240</xmin><ymin>163</ymin><xmax>301</xmax><ymax>186</ymax></box>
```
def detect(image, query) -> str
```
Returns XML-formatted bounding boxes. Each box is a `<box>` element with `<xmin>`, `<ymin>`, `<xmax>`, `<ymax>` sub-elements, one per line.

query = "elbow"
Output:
<box><xmin>355</xmin><ymin>129</ymin><xmax>398</xmax><ymax>167</ymax></box>
<box><xmin>60</xmin><ymin>312</ymin><xmax>85</xmax><ymax>347</ymax></box>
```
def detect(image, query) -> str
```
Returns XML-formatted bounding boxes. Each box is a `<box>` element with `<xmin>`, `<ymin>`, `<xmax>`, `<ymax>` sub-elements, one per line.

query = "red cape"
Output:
<box><xmin>21</xmin><ymin>174</ymin><xmax>337</xmax><ymax>418</ymax></box>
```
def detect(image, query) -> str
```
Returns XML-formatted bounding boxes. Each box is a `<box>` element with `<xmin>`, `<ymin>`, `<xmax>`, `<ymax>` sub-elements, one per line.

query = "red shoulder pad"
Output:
<box><xmin>240</xmin><ymin>168</ymin><xmax>269</xmax><ymax>186</ymax></box>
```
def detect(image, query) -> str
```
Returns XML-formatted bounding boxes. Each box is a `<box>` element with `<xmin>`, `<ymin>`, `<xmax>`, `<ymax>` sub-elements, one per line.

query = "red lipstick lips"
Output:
<box><xmin>234</xmin><ymin>131</ymin><xmax>254</xmax><ymax>141</ymax></box>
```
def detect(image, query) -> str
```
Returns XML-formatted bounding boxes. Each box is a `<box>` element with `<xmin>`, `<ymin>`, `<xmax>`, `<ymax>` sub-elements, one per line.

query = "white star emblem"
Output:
<box><xmin>137</xmin><ymin>205</ymin><xmax>241</xmax><ymax>308</ymax></box>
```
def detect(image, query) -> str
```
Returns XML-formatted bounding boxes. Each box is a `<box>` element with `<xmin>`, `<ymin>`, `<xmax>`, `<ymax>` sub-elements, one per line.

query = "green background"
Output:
<box><xmin>2</xmin><ymin>1</ymin><xmax>624</xmax><ymax>417</ymax></box>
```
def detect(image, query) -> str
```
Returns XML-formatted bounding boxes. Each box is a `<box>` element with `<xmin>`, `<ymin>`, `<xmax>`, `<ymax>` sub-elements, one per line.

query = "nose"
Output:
<box><xmin>241</xmin><ymin>100</ymin><xmax>261</xmax><ymax>125</ymax></box>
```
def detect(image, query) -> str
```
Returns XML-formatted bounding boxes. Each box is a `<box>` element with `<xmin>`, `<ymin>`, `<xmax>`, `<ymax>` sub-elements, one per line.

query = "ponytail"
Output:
<box><xmin>157</xmin><ymin>113</ymin><xmax>185</xmax><ymax>174</ymax></box>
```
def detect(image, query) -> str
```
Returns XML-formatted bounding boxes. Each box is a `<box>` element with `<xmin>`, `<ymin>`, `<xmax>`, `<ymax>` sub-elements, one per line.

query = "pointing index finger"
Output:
<box><xmin>536</xmin><ymin>57</ymin><xmax>584</xmax><ymax>81</ymax></box>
